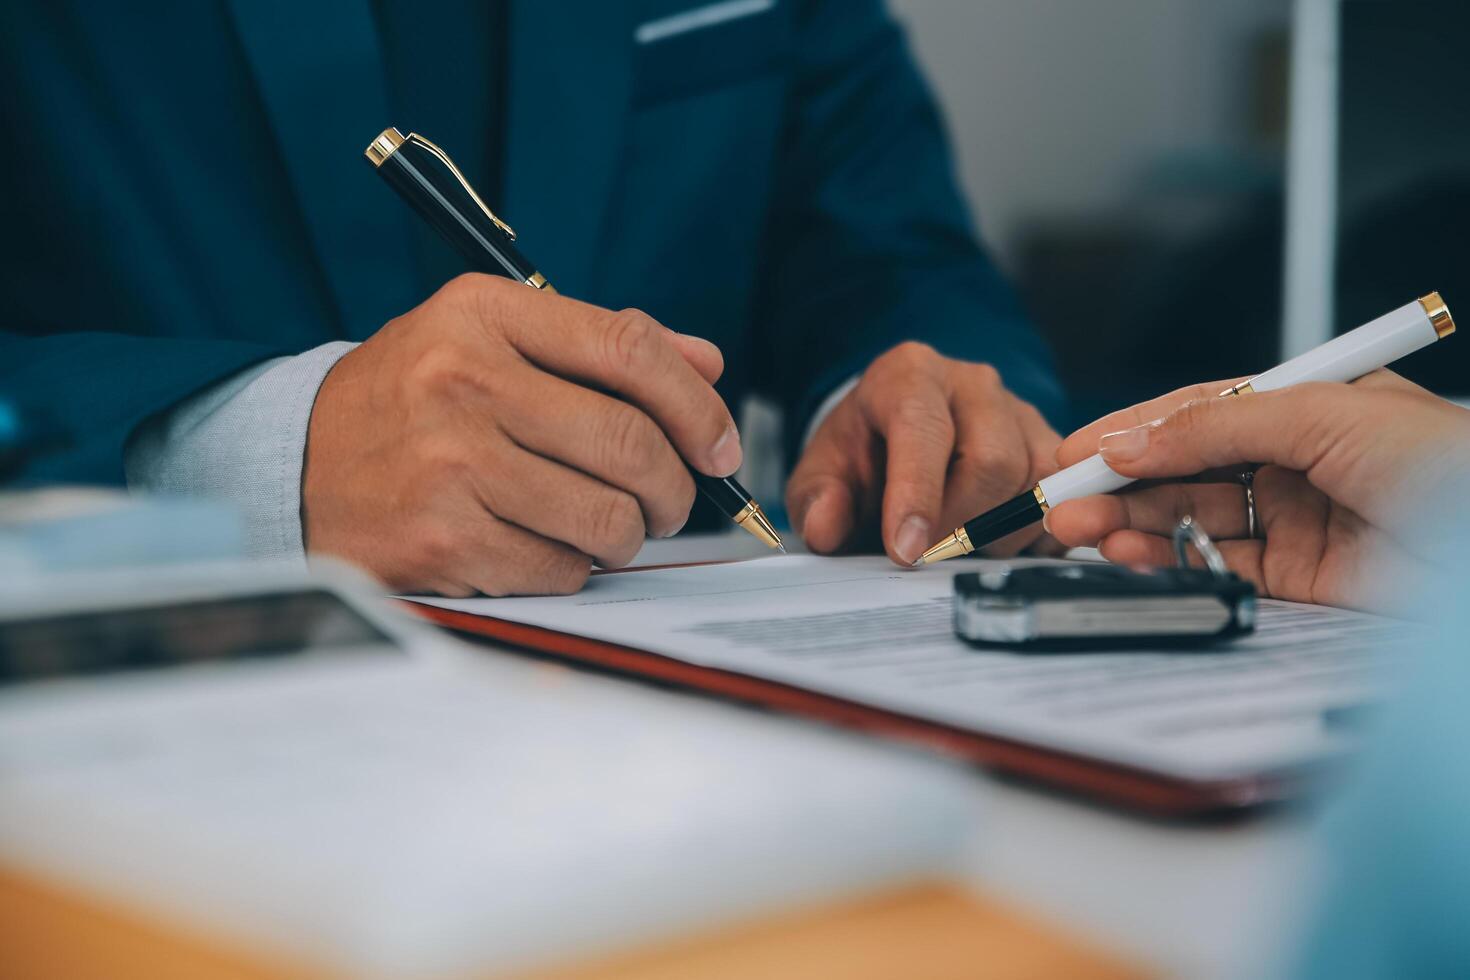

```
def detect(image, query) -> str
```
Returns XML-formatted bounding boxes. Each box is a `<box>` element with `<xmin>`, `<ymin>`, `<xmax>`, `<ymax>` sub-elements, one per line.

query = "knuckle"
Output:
<box><xmin>442</xmin><ymin>271</ymin><xmax>495</xmax><ymax>297</ymax></box>
<box><xmin>475</xmin><ymin>571</ymin><xmax>515</xmax><ymax>598</ymax></box>
<box><xmin>472</xmin><ymin>559</ymin><xmax>516</xmax><ymax>598</ymax></box>
<box><xmin>603</xmin><ymin>308</ymin><xmax>661</xmax><ymax>372</ymax></box>
<box><xmin>893</xmin><ymin>396</ymin><xmax>952</xmax><ymax>440</ymax></box>
<box><xmin>965</xmin><ymin>440</ymin><xmax>1007</xmax><ymax>471</ymax></box>
<box><xmin>436</xmin><ymin>583</ymin><xmax>476</xmax><ymax>600</ymax></box>
<box><xmin>1287</xmin><ymin>414</ymin><xmax>1332</xmax><ymax>468</ymax></box>
<box><xmin>586</xmin><ymin>492</ymin><xmax>644</xmax><ymax>564</ymax></box>
<box><xmin>416</xmin><ymin>436</ymin><xmax>472</xmax><ymax>484</ymax></box>
<box><xmin>694</xmin><ymin>395</ymin><xmax>734</xmax><ymax>444</ymax></box>
<box><xmin>674</xmin><ymin>473</ymin><xmax>697</xmax><ymax>521</ymax></box>
<box><xmin>599</xmin><ymin>405</ymin><xmax>662</xmax><ymax>475</ymax></box>
<box><xmin>964</xmin><ymin>440</ymin><xmax>1028</xmax><ymax>488</ymax></box>
<box><xmin>406</xmin><ymin>344</ymin><xmax>472</xmax><ymax>396</ymax></box>
<box><xmin>443</xmin><ymin>273</ymin><xmax>522</xmax><ymax>338</ymax></box>
<box><xmin>410</xmin><ymin>523</ymin><xmax>461</xmax><ymax>575</ymax></box>
<box><xmin>888</xmin><ymin>340</ymin><xmax>937</xmax><ymax>369</ymax></box>
<box><xmin>649</xmin><ymin>473</ymin><xmax>697</xmax><ymax>539</ymax></box>
<box><xmin>475</xmin><ymin>540</ymin><xmax>591</xmax><ymax>598</ymax></box>
<box><xmin>1169</xmin><ymin>399</ymin><xmax>1212</xmax><ymax>436</ymax></box>
<box><xmin>968</xmin><ymin>361</ymin><xmax>1001</xmax><ymax>387</ymax></box>
<box><xmin>1185</xmin><ymin>397</ymin><xmax>1217</xmax><ymax>426</ymax></box>
<box><xmin>440</xmin><ymin>271</ymin><xmax>500</xmax><ymax>312</ymax></box>
<box><xmin>1018</xmin><ymin>400</ymin><xmax>1047</xmax><ymax>428</ymax></box>
<box><xmin>540</xmin><ymin>550</ymin><xmax>593</xmax><ymax>595</ymax></box>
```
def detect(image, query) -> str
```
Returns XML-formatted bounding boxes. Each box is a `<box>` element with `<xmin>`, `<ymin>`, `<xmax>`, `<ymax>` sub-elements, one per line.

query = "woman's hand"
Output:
<box><xmin>1043</xmin><ymin>370</ymin><xmax>1470</xmax><ymax>612</ymax></box>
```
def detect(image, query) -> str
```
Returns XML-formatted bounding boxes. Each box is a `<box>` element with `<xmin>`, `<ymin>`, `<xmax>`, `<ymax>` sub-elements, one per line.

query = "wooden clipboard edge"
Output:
<box><xmin>405</xmin><ymin>601</ymin><xmax>1294</xmax><ymax>818</ymax></box>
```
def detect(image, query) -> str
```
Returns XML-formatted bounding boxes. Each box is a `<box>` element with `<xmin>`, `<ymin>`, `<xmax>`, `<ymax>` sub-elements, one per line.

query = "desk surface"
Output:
<box><xmin>959</xmin><ymin>771</ymin><xmax>1315</xmax><ymax>979</ymax></box>
<box><xmin>1</xmin><ymin>535</ymin><xmax>1319</xmax><ymax>979</ymax></box>
<box><xmin>1</xmin><ymin>870</ymin><xmax>1144</xmax><ymax>980</ymax></box>
<box><xmin>630</xmin><ymin>535</ymin><xmax>1322</xmax><ymax>980</ymax></box>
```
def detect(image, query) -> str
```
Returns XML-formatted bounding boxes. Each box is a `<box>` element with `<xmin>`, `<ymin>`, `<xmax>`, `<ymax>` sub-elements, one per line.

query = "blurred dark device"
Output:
<box><xmin>0</xmin><ymin>562</ymin><xmax>420</xmax><ymax>687</ymax></box>
<box><xmin>0</xmin><ymin>400</ymin><xmax>70</xmax><ymax>485</ymax></box>
<box><xmin>953</xmin><ymin>563</ymin><xmax>1256</xmax><ymax>652</ymax></box>
<box><xmin>0</xmin><ymin>583</ymin><xmax>399</xmax><ymax>687</ymax></box>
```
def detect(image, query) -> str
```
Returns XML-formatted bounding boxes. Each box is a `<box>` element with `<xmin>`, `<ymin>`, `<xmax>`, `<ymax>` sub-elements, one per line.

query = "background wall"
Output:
<box><xmin>889</xmin><ymin>0</ymin><xmax>1292</xmax><ymax>268</ymax></box>
<box><xmin>743</xmin><ymin>1</ymin><xmax>1470</xmax><ymax>513</ymax></box>
<box><xmin>875</xmin><ymin>0</ymin><xmax>1294</xmax><ymax>423</ymax></box>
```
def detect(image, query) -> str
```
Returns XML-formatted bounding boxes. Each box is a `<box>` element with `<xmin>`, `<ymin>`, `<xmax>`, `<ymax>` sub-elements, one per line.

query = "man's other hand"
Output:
<box><xmin>302</xmin><ymin>274</ymin><xmax>739</xmax><ymax>596</ymax></box>
<box><xmin>787</xmin><ymin>342</ymin><xmax>1060</xmax><ymax>566</ymax></box>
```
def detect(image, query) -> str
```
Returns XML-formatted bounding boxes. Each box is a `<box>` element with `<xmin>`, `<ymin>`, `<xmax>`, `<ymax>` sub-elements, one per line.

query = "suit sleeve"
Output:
<box><xmin>0</xmin><ymin>331</ymin><xmax>288</xmax><ymax>484</ymax></box>
<box><xmin>753</xmin><ymin>0</ymin><xmax>1067</xmax><ymax>460</ymax></box>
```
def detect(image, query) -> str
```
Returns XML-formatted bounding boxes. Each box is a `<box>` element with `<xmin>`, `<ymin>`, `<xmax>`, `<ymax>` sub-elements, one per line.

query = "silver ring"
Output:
<box><xmin>1240</xmin><ymin>471</ymin><xmax>1260</xmax><ymax>539</ymax></box>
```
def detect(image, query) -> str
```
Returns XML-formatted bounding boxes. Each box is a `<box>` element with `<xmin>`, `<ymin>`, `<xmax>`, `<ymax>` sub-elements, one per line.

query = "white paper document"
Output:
<box><xmin>0</xmin><ymin>603</ymin><xmax>972</xmax><ymax>978</ymax></box>
<box><xmin>420</xmin><ymin>555</ymin><xmax>1411</xmax><ymax>783</ymax></box>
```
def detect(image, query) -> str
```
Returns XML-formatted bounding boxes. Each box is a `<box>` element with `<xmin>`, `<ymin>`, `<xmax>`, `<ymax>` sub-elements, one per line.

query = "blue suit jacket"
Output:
<box><xmin>0</xmin><ymin>0</ymin><xmax>1063</xmax><ymax>483</ymax></box>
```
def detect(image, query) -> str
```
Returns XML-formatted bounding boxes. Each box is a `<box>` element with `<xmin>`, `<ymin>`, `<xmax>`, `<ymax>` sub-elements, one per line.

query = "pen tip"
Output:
<box><xmin>777</xmin><ymin>543</ymin><xmax>788</xmax><ymax>554</ymax></box>
<box><xmin>910</xmin><ymin>557</ymin><xmax>925</xmax><ymax>568</ymax></box>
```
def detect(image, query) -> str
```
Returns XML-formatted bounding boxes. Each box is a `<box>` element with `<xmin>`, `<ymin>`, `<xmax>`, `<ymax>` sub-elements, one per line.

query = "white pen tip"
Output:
<box><xmin>777</xmin><ymin>543</ymin><xmax>788</xmax><ymax>554</ymax></box>
<box><xmin>910</xmin><ymin>557</ymin><xmax>925</xmax><ymax>568</ymax></box>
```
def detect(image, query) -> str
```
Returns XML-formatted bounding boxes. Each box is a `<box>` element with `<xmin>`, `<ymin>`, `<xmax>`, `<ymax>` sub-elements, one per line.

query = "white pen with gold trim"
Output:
<box><xmin>917</xmin><ymin>292</ymin><xmax>1456</xmax><ymax>566</ymax></box>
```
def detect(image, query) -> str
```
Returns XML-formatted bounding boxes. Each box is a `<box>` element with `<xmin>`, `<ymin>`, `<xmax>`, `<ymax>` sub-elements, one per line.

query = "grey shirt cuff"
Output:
<box><xmin>802</xmin><ymin>374</ymin><xmax>860</xmax><ymax>449</ymax></box>
<box><xmin>124</xmin><ymin>341</ymin><xmax>358</xmax><ymax>562</ymax></box>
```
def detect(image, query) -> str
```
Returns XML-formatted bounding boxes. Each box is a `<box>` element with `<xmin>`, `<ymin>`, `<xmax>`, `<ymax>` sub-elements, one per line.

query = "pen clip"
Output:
<box><xmin>405</xmin><ymin>132</ymin><xmax>517</xmax><ymax>241</ymax></box>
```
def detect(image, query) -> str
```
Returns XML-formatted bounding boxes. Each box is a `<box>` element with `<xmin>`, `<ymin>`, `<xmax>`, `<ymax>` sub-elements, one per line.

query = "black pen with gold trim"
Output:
<box><xmin>364</xmin><ymin>127</ymin><xmax>784</xmax><ymax>552</ymax></box>
<box><xmin>916</xmin><ymin>292</ymin><xmax>1456</xmax><ymax>566</ymax></box>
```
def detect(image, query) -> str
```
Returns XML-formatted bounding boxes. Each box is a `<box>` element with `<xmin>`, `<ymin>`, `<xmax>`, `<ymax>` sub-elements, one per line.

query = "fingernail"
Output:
<box><xmin>798</xmin><ymin>492</ymin><xmax>822</xmax><ymax>536</ymax></box>
<box><xmin>710</xmin><ymin>424</ymin><xmax>743</xmax><ymax>476</ymax></box>
<box><xmin>662</xmin><ymin>511</ymin><xmax>689</xmax><ymax>539</ymax></box>
<box><xmin>1041</xmin><ymin>510</ymin><xmax>1053</xmax><ymax>533</ymax></box>
<box><xmin>895</xmin><ymin>515</ymin><xmax>932</xmax><ymax>564</ymax></box>
<box><xmin>1099</xmin><ymin>424</ymin><xmax>1151</xmax><ymax>463</ymax></box>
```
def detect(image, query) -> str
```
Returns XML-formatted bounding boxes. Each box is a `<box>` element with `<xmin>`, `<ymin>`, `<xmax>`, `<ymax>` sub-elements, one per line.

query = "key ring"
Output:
<box><xmin>1173</xmin><ymin>515</ymin><xmax>1230</xmax><ymax>579</ymax></box>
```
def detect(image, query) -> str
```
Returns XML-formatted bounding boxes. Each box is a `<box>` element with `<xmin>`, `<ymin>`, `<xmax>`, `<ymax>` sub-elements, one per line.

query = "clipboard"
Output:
<box><xmin>404</xmin><ymin>572</ymin><xmax>1304</xmax><ymax>818</ymax></box>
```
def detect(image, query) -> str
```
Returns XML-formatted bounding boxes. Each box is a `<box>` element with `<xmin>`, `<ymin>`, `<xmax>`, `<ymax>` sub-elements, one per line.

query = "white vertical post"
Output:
<box><xmin>1281</xmin><ymin>0</ymin><xmax>1341</xmax><ymax>357</ymax></box>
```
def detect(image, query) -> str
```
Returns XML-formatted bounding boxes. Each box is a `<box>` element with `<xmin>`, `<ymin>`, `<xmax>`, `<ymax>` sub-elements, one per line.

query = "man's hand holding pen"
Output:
<box><xmin>787</xmin><ymin>341</ymin><xmax>1062</xmax><ymax>567</ymax></box>
<box><xmin>355</xmin><ymin>126</ymin><xmax>1064</xmax><ymax>592</ymax></box>
<box><xmin>302</xmin><ymin>273</ymin><xmax>740</xmax><ymax>597</ymax></box>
